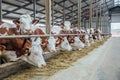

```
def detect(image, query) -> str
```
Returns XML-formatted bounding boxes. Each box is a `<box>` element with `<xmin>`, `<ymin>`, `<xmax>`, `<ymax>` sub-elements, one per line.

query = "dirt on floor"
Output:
<box><xmin>4</xmin><ymin>37</ymin><xmax>109</xmax><ymax>80</ymax></box>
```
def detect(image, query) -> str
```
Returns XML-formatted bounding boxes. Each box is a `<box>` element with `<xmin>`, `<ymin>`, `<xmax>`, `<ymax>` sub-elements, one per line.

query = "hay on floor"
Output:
<box><xmin>4</xmin><ymin>37</ymin><xmax>109</xmax><ymax>80</ymax></box>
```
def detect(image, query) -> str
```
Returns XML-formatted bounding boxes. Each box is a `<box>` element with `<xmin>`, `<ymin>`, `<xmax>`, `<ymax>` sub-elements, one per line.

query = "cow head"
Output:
<box><xmin>67</xmin><ymin>36</ymin><xmax>74</xmax><ymax>43</ymax></box>
<box><xmin>73</xmin><ymin>37</ymin><xmax>85</xmax><ymax>49</ymax></box>
<box><xmin>47</xmin><ymin>36</ymin><xmax>57</xmax><ymax>53</ymax></box>
<box><xmin>21</xmin><ymin>37</ymin><xmax>46</xmax><ymax>67</ymax></box>
<box><xmin>64</xmin><ymin>21</ymin><xmax>71</xmax><ymax>30</ymax></box>
<box><xmin>55</xmin><ymin>36</ymin><xmax>63</xmax><ymax>46</ymax></box>
<box><xmin>84</xmin><ymin>34</ymin><xmax>91</xmax><ymax>46</ymax></box>
<box><xmin>60</xmin><ymin>37</ymin><xmax>72</xmax><ymax>51</ymax></box>
<box><xmin>19</xmin><ymin>14</ymin><xmax>32</xmax><ymax>35</ymax></box>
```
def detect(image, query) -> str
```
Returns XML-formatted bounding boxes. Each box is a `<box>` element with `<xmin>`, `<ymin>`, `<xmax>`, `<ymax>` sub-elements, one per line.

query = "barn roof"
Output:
<box><xmin>1</xmin><ymin>0</ymin><xmax>118</xmax><ymax>25</ymax></box>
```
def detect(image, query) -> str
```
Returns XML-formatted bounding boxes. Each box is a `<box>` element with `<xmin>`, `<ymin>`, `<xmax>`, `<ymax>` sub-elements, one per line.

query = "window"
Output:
<box><xmin>114</xmin><ymin>0</ymin><xmax>120</xmax><ymax>6</ymax></box>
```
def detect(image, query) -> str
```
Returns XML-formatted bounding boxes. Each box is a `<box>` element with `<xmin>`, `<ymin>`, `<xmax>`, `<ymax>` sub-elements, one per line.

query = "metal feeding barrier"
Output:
<box><xmin>0</xmin><ymin>33</ymin><xmax>110</xmax><ymax>39</ymax></box>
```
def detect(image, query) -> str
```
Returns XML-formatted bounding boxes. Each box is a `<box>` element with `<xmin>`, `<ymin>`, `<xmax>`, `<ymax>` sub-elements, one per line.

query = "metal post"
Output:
<box><xmin>80</xmin><ymin>0</ymin><xmax>82</xmax><ymax>30</ymax></box>
<box><xmin>89</xmin><ymin>0</ymin><xmax>93</xmax><ymax>29</ymax></box>
<box><xmin>33</xmin><ymin>0</ymin><xmax>36</xmax><ymax>20</ymax></box>
<box><xmin>109</xmin><ymin>20</ymin><xmax>111</xmax><ymax>36</ymax></box>
<box><xmin>88</xmin><ymin>19</ymin><xmax>89</xmax><ymax>29</ymax></box>
<box><xmin>102</xmin><ymin>0</ymin><xmax>106</xmax><ymax>33</ymax></box>
<box><xmin>52</xmin><ymin>0</ymin><xmax>54</xmax><ymax>27</ymax></box>
<box><xmin>45</xmin><ymin>0</ymin><xmax>51</xmax><ymax>34</ymax></box>
<box><xmin>99</xmin><ymin>1</ymin><xmax>102</xmax><ymax>31</ymax></box>
<box><xmin>72</xmin><ymin>6</ymin><xmax>74</xmax><ymax>22</ymax></box>
<box><xmin>107</xmin><ymin>16</ymin><xmax>109</xmax><ymax>34</ymax></box>
<box><xmin>101</xmin><ymin>14</ymin><xmax>103</xmax><ymax>32</ymax></box>
<box><xmin>96</xmin><ymin>5</ymin><xmax>99</xmax><ymax>29</ymax></box>
<box><xmin>103</xmin><ymin>13</ymin><xmax>106</xmax><ymax>33</ymax></box>
<box><xmin>0</xmin><ymin>0</ymin><xmax>2</xmax><ymax>22</ymax></box>
<box><xmin>63</xmin><ymin>0</ymin><xmax>65</xmax><ymax>22</ymax></box>
<box><xmin>78</xmin><ymin>0</ymin><xmax>82</xmax><ymax>30</ymax></box>
<box><xmin>0</xmin><ymin>0</ymin><xmax>2</xmax><ymax>64</ymax></box>
<box><xmin>84</xmin><ymin>19</ymin><xmax>86</xmax><ymax>30</ymax></box>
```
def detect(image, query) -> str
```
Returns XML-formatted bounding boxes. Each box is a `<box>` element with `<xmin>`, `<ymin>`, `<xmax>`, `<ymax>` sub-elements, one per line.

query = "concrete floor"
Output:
<box><xmin>32</xmin><ymin>37</ymin><xmax>120</xmax><ymax>80</ymax></box>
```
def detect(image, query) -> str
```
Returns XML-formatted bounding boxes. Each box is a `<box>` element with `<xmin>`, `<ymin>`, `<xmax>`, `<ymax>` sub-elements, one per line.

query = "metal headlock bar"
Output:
<box><xmin>0</xmin><ymin>33</ymin><xmax>110</xmax><ymax>39</ymax></box>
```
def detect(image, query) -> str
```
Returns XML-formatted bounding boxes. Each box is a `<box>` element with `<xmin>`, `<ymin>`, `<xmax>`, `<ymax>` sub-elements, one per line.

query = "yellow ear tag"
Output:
<box><xmin>0</xmin><ymin>50</ymin><xmax>2</xmax><ymax>56</ymax></box>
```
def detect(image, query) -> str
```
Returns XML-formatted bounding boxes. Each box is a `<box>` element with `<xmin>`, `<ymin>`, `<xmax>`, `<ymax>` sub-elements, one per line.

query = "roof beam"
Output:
<box><xmin>2</xmin><ymin>9</ymin><xmax>22</xmax><ymax>15</ymax></box>
<box><xmin>2</xmin><ymin>1</ymin><xmax>32</xmax><ymax>16</ymax></box>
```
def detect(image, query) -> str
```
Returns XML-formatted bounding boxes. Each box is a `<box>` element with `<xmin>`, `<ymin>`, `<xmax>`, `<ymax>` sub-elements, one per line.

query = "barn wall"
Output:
<box><xmin>111</xmin><ymin>14</ymin><xmax>120</xmax><ymax>23</ymax></box>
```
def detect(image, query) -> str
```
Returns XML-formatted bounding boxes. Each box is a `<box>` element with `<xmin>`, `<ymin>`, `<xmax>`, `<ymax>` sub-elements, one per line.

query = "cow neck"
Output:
<box><xmin>41</xmin><ymin>38</ymin><xmax>48</xmax><ymax>50</ymax></box>
<box><xmin>21</xmin><ymin>38</ymin><xmax>27</xmax><ymax>49</ymax></box>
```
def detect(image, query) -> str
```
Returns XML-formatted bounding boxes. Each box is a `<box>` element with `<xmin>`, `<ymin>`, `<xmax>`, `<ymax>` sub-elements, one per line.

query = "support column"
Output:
<box><xmin>0</xmin><ymin>0</ymin><xmax>2</xmax><ymax>22</ymax></box>
<box><xmin>99</xmin><ymin>1</ymin><xmax>102</xmax><ymax>31</ymax></box>
<box><xmin>89</xmin><ymin>0</ymin><xmax>93</xmax><ymax>29</ymax></box>
<box><xmin>103</xmin><ymin>13</ymin><xmax>107</xmax><ymax>34</ymax></box>
<box><xmin>52</xmin><ymin>0</ymin><xmax>54</xmax><ymax>26</ymax></box>
<box><xmin>45</xmin><ymin>0</ymin><xmax>51</xmax><ymax>34</ymax></box>
<box><xmin>96</xmin><ymin>3</ymin><xmax>99</xmax><ymax>29</ymax></box>
<box><xmin>33</xmin><ymin>0</ymin><xmax>36</xmax><ymax>20</ymax></box>
<box><xmin>101</xmin><ymin>14</ymin><xmax>104</xmax><ymax>33</ymax></box>
<box><xmin>78</xmin><ymin>0</ymin><xmax>82</xmax><ymax>30</ymax></box>
<box><xmin>72</xmin><ymin>6</ymin><xmax>74</xmax><ymax>22</ymax></box>
<box><xmin>0</xmin><ymin>0</ymin><xmax>2</xmax><ymax>64</ymax></box>
<box><xmin>96</xmin><ymin>6</ymin><xmax>99</xmax><ymax>29</ymax></box>
<box><xmin>88</xmin><ymin>19</ymin><xmax>89</xmax><ymax>29</ymax></box>
<box><xmin>109</xmin><ymin>20</ymin><xmax>111</xmax><ymax>36</ymax></box>
<box><xmin>63</xmin><ymin>0</ymin><xmax>65</xmax><ymax>22</ymax></box>
<box><xmin>84</xmin><ymin>18</ymin><xmax>86</xmax><ymax>30</ymax></box>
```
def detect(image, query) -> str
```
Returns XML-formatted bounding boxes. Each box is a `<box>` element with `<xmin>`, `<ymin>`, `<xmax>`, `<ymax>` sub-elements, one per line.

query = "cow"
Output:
<box><xmin>51</xmin><ymin>24</ymin><xmax>72</xmax><ymax>51</ymax></box>
<box><xmin>94</xmin><ymin>28</ymin><xmax>103</xmax><ymax>40</ymax></box>
<box><xmin>59</xmin><ymin>21</ymin><xmax>86</xmax><ymax>50</ymax></box>
<box><xmin>82</xmin><ymin>30</ymin><xmax>91</xmax><ymax>46</ymax></box>
<box><xmin>87</xmin><ymin>28</ymin><xmax>94</xmax><ymax>44</ymax></box>
<box><xmin>51</xmin><ymin>21</ymin><xmax>86</xmax><ymax>51</ymax></box>
<box><xmin>21</xmin><ymin>37</ymin><xmax>46</xmax><ymax>67</ymax></box>
<box><xmin>1</xmin><ymin>38</ymin><xmax>31</xmax><ymax>62</ymax></box>
<box><xmin>71</xmin><ymin>36</ymin><xmax>85</xmax><ymax>50</ymax></box>
<box><xmin>31</xmin><ymin>19</ymin><xmax>57</xmax><ymax>53</ymax></box>
<box><xmin>0</xmin><ymin>15</ymin><xmax>33</xmax><ymax>61</ymax></box>
<box><xmin>0</xmin><ymin>15</ymin><xmax>47</xmax><ymax>67</ymax></box>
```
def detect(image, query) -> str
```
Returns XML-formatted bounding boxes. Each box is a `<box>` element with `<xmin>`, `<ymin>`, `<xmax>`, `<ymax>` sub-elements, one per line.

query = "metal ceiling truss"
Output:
<box><xmin>1</xmin><ymin>0</ymin><xmax>115</xmax><ymax>24</ymax></box>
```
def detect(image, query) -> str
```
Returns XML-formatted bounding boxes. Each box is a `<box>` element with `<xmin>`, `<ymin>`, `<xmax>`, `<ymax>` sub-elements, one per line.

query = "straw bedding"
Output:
<box><xmin>4</xmin><ymin>37</ymin><xmax>109</xmax><ymax>80</ymax></box>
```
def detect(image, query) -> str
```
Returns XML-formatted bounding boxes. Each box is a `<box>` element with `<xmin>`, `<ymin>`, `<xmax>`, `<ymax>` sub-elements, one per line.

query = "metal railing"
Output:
<box><xmin>0</xmin><ymin>33</ymin><xmax>110</xmax><ymax>39</ymax></box>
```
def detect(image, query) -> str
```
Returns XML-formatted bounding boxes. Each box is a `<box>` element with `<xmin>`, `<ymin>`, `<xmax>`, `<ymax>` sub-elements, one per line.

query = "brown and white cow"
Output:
<box><xmin>21</xmin><ymin>37</ymin><xmax>46</xmax><ymax>67</ymax></box>
<box><xmin>31</xmin><ymin>19</ymin><xmax>57</xmax><ymax>53</ymax></box>
<box><xmin>53</xmin><ymin>21</ymin><xmax>85</xmax><ymax>50</ymax></box>
<box><xmin>0</xmin><ymin>26</ymin><xmax>31</xmax><ymax>62</ymax></box>
<box><xmin>0</xmin><ymin>15</ymin><xmax>33</xmax><ymax>61</ymax></box>
<box><xmin>0</xmin><ymin>15</ymin><xmax>47</xmax><ymax>67</ymax></box>
<box><xmin>51</xmin><ymin>24</ymin><xmax>72</xmax><ymax>51</ymax></box>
